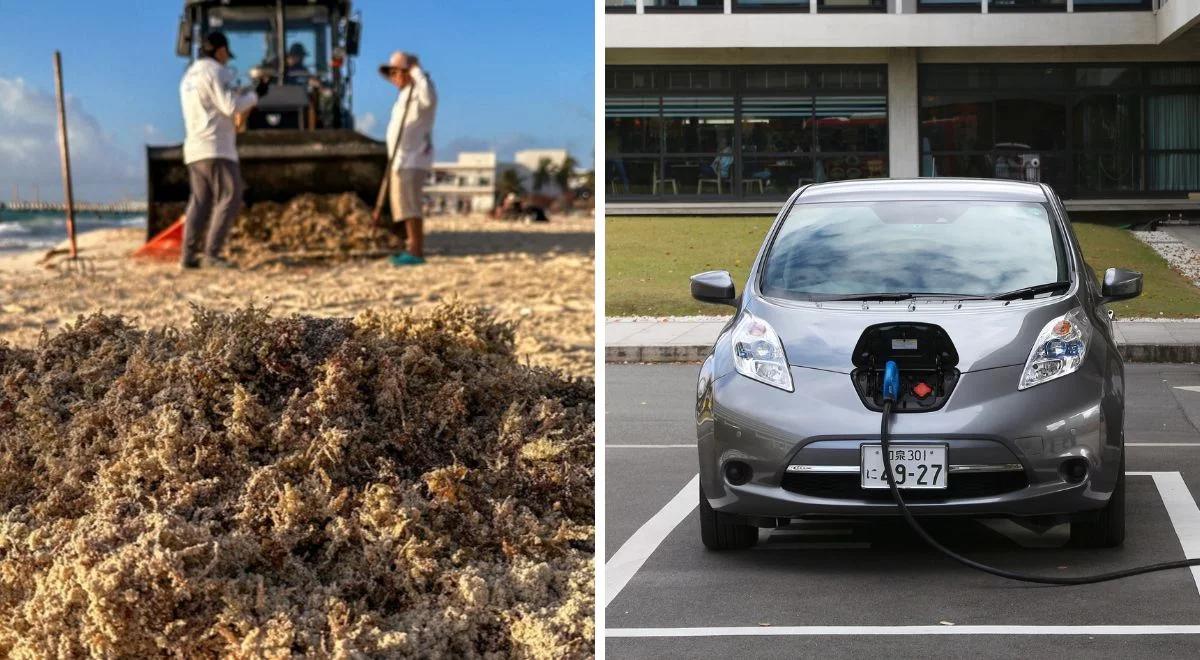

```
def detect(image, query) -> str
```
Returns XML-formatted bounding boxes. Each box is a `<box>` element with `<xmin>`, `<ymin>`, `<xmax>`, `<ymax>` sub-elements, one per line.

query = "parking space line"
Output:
<box><xmin>1131</xmin><ymin>471</ymin><xmax>1200</xmax><ymax>594</ymax></box>
<box><xmin>606</xmin><ymin>625</ymin><xmax>1200</xmax><ymax>637</ymax></box>
<box><xmin>605</xmin><ymin>473</ymin><xmax>699</xmax><ymax>608</ymax></box>
<box><xmin>607</xmin><ymin>472</ymin><xmax>1200</xmax><ymax>631</ymax></box>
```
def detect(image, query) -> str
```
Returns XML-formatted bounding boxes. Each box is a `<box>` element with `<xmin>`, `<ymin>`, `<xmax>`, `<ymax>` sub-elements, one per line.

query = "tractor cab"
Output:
<box><xmin>175</xmin><ymin>0</ymin><xmax>362</xmax><ymax>131</ymax></box>
<box><xmin>147</xmin><ymin>0</ymin><xmax>385</xmax><ymax>237</ymax></box>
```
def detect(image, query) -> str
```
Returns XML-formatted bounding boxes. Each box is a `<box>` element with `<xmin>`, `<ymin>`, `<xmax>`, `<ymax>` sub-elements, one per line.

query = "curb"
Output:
<box><xmin>605</xmin><ymin>345</ymin><xmax>712</xmax><ymax>364</ymax></box>
<box><xmin>606</xmin><ymin>343</ymin><xmax>1200</xmax><ymax>364</ymax></box>
<box><xmin>1121</xmin><ymin>343</ymin><xmax>1200</xmax><ymax>363</ymax></box>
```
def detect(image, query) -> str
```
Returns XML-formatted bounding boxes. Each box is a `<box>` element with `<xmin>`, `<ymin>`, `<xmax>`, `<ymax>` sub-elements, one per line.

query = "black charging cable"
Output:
<box><xmin>879</xmin><ymin>379</ymin><xmax>1200</xmax><ymax>586</ymax></box>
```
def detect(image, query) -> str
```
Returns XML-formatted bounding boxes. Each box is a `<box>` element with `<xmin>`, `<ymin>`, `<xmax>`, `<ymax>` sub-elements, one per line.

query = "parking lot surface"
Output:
<box><xmin>605</xmin><ymin>364</ymin><xmax>1200</xmax><ymax>658</ymax></box>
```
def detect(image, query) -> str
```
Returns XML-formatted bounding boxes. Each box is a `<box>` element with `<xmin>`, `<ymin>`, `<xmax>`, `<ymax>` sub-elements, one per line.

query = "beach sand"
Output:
<box><xmin>0</xmin><ymin>214</ymin><xmax>594</xmax><ymax>376</ymax></box>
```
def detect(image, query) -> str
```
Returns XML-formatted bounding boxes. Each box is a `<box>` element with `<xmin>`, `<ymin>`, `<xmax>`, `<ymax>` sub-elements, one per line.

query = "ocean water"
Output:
<box><xmin>0</xmin><ymin>210</ymin><xmax>145</xmax><ymax>253</ymax></box>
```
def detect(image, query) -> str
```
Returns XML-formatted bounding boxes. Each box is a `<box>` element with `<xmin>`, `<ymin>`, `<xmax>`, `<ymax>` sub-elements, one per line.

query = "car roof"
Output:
<box><xmin>795</xmin><ymin>178</ymin><xmax>1049</xmax><ymax>204</ymax></box>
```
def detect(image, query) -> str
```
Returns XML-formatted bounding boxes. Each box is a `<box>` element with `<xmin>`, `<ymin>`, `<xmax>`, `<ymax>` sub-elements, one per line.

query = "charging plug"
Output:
<box><xmin>883</xmin><ymin>360</ymin><xmax>900</xmax><ymax>403</ymax></box>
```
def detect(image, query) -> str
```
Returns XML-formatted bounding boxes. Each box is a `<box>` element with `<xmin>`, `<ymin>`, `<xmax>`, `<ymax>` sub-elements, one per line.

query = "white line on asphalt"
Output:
<box><xmin>1134</xmin><ymin>471</ymin><xmax>1200</xmax><ymax>594</ymax></box>
<box><xmin>607</xmin><ymin>472</ymin><xmax>1200</xmax><ymax>629</ymax></box>
<box><xmin>606</xmin><ymin>625</ymin><xmax>1200</xmax><ymax>638</ymax></box>
<box><xmin>605</xmin><ymin>473</ymin><xmax>699</xmax><ymax>608</ymax></box>
<box><xmin>608</xmin><ymin>444</ymin><xmax>694</xmax><ymax>448</ymax></box>
<box><xmin>1174</xmin><ymin>386</ymin><xmax>1200</xmax><ymax>393</ymax></box>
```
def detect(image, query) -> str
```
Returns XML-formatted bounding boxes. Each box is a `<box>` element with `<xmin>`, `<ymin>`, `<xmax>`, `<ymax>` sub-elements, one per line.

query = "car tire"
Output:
<box><xmin>1069</xmin><ymin>456</ymin><xmax>1126</xmax><ymax>549</ymax></box>
<box><xmin>699</xmin><ymin>487</ymin><xmax>758</xmax><ymax>551</ymax></box>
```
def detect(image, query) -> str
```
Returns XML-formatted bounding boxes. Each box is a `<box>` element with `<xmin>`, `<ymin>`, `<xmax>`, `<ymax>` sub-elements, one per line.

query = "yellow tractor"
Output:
<box><xmin>145</xmin><ymin>0</ymin><xmax>386</xmax><ymax>237</ymax></box>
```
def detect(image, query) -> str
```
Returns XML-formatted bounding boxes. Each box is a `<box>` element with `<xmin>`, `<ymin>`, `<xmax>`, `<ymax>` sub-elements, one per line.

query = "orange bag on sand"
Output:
<box><xmin>132</xmin><ymin>216</ymin><xmax>184</xmax><ymax>261</ymax></box>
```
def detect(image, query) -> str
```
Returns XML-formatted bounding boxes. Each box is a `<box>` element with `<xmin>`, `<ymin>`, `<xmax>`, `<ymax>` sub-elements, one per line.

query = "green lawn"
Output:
<box><xmin>605</xmin><ymin>216</ymin><xmax>1200</xmax><ymax>318</ymax></box>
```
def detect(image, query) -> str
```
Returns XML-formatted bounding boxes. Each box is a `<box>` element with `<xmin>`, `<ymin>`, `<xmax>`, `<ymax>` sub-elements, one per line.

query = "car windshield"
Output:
<box><xmin>759</xmin><ymin>200</ymin><xmax>1067</xmax><ymax>300</ymax></box>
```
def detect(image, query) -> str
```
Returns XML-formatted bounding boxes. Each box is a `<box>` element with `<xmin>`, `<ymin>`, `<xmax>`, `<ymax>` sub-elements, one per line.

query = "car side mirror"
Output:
<box><xmin>1102</xmin><ymin>267</ymin><xmax>1142</xmax><ymax>303</ymax></box>
<box><xmin>691</xmin><ymin>270</ymin><xmax>737</xmax><ymax>306</ymax></box>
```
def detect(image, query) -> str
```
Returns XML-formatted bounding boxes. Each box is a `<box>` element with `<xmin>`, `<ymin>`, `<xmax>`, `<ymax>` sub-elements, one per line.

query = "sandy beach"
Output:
<box><xmin>0</xmin><ymin>214</ymin><xmax>594</xmax><ymax>376</ymax></box>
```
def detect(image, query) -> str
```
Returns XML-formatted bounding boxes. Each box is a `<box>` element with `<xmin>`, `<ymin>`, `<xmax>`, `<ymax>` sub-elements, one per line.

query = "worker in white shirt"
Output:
<box><xmin>178</xmin><ymin>31</ymin><xmax>267</xmax><ymax>269</ymax></box>
<box><xmin>377</xmin><ymin>50</ymin><xmax>437</xmax><ymax>266</ymax></box>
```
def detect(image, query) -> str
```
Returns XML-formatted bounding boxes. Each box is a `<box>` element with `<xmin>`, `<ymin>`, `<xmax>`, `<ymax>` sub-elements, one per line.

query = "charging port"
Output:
<box><xmin>851</xmin><ymin>323</ymin><xmax>960</xmax><ymax>413</ymax></box>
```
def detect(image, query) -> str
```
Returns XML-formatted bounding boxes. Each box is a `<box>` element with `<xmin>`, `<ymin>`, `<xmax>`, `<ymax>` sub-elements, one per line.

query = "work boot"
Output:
<box><xmin>200</xmin><ymin>255</ymin><xmax>236</xmax><ymax>270</ymax></box>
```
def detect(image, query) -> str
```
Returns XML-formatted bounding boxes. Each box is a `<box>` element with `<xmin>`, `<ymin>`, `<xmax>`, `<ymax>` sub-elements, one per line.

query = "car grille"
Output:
<box><xmin>781</xmin><ymin>471</ymin><xmax>1028</xmax><ymax>501</ymax></box>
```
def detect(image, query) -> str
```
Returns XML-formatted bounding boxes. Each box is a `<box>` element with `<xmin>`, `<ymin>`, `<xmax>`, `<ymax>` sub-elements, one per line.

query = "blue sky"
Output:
<box><xmin>0</xmin><ymin>0</ymin><xmax>594</xmax><ymax>202</ymax></box>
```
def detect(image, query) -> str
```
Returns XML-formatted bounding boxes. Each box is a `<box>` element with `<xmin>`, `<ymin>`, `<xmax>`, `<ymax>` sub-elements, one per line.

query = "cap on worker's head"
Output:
<box><xmin>288</xmin><ymin>42</ymin><xmax>307</xmax><ymax>58</ymax></box>
<box><xmin>201</xmin><ymin>31</ymin><xmax>234</xmax><ymax>59</ymax></box>
<box><xmin>378</xmin><ymin>50</ymin><xmax>417</xmax><ymax>78</ymax></box>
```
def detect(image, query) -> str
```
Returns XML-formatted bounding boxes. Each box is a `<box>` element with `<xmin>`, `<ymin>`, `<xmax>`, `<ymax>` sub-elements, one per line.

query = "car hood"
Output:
<box><xmin>745</xmin><ymin>295</ymin><xmax>1084</xmax><ymax>374</ymax></box>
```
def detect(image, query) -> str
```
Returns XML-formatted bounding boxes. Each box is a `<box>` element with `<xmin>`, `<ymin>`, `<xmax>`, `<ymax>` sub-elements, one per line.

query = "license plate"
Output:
<box><xmin>860</xmin><ymin>444</ymin><xmax>948</xmax><ymax>490</ymax></box>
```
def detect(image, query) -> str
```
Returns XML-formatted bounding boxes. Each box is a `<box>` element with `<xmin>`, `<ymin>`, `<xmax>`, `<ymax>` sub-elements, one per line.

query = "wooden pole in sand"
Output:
<box><xmin>53</xmin><ymin>50</ymin><xmax>78</xmax><ymax>259</ymax></box>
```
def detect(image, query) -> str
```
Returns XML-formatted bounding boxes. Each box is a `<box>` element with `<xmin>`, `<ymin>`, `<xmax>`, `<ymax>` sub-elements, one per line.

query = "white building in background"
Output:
<box><xmin>425</xmin><ymin>149</ymin><xmax>582</xmax><ymax>214</ymax></box>
<box><xmin>605</xmin><ymin>0</ymin><xmax>1200</xmax><ymax>213</ymax></box>
<box><xmin>425</xmin><ymin>152</ymin><xmax>497</xmax><ymax>214</ymax></box>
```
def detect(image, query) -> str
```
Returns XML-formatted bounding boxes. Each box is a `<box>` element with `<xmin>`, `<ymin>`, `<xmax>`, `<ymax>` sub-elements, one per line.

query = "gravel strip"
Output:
<box><xmin>1133</xmin><ymin>230</ymin><xmax>1200</xmax><ymax>287</ymax></box>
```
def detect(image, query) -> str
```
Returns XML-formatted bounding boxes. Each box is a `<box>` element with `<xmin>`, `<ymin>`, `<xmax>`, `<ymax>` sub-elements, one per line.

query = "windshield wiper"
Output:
<box><xmin>826</xmin><ymin>292</ymin><xmax>984</xmax><ymax>302</ymax></box>
<box><xmin>826</xmin><ymin>292</ymin><xmax>915</xmax><ymax>301</ymax></box>
<box><xmin>990</xmin><ymin>281</ymin><xmax>1071</xmax><ymax>301</ymax></box>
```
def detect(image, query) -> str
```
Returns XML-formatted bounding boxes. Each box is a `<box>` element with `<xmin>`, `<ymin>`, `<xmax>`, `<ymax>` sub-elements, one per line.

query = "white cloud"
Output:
<box><xmin>356</xmin><ymin>112</ymin><xmax>377</xmax><ymax>135</ymax></box>
<box><xmin>142</xmin><ymin>123</ymin><xmax>160</xmax><ymax>140</ymax></box>
<box><xmin>0</xmin><ymin>77</ymin><xmax>140</xmax><ymax>202</ymax></box>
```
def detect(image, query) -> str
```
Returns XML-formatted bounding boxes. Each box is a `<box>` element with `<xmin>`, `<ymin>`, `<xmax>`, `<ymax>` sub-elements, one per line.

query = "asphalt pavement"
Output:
<box><xmin>605</xmin><ymin>364</ymin><xmax>1200</xmax><ymax>659</ymax></box>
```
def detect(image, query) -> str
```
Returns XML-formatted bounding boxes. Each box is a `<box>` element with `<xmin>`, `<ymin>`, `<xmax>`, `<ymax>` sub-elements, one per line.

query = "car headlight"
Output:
<box><xmin>1018</xmin><ymin>308</ymin><xmax>1092</xmax><ymax>390</ymax></box>
<box><xmin>731</xmin><ymin>312</ymin><xmax>793</xmax><ymax>392</ymax></box>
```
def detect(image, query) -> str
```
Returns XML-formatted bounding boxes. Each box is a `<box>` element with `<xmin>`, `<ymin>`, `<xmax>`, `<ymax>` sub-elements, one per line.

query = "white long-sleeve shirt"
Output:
<box><xmin>180</xmin><ymin>58</ymin><xmax>258</xmax><ymax>164</ymax></box>
<box><xmin>385</xmin><ymin>66</ymin><xmax>437</xmax><ymax>171</ymax></box>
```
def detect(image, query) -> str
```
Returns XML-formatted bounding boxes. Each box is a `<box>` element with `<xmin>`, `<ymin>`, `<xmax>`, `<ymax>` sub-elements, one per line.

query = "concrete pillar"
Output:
<box><xmin>887</xmin><ymin>47</ymin><xmax>920</xmax><ymax>179</ymax></box>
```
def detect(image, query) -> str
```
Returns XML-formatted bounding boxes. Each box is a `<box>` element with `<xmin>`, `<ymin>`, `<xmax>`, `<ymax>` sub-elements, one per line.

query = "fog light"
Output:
<box><xmin>1060</xmin><ymin>458</ymin><xmax>1089</xmax><ymax>483</ymax></box>
<box><xmin>725</xmin><ymin>461</ymin><xmax>752</xmax><ymax>486</ymax></box>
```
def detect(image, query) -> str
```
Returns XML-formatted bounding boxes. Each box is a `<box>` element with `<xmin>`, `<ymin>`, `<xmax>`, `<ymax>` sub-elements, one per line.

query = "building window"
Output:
<box><xmin>817</xmin><ymin>0</ymin><xmax>887</xmax><ymax>11</ymax></box>
<box><xmin>733</xmin><ymin>0</ymin><xmax>811</xmax><ymax>10</ymax></box>
<box><xmin>606</xmin><ymin>65</ymin><xmax>888</xmax><ymax>200</ymax></box>
<box><xmin>644</xmin><ymin>0</ymin><xmax>725</xmax><ymax>11</ymax></box>
<box><xmin>920</xmin><ymin>63</ymin><xmax>1200</xmax><ymax>197</ymax></box>
<box><xmin>918</xmin><ymin>0</ymin><xmax>982</xmax><ymax>11</ymax></box>
<box><xmin>605</xmin><ymin>0</ymin><xmax>637</xmax><ymax>12</ymax></box>
<box><xmin>1146</xmin><ymin>94</ymin><xmax>1200</xmax><ymax>191</ymax></box>
<box><xmin>987</xmin><ymin>0</ymin><xmax>1067</xmax><ymax>10</ymax></box>
<box><xmin>1072</xmin><ymin>0</ymin><xmax>1152</xmax><ymax>10</ymax></box>
<box><xmin>662</xmin><ymin>97</ymin><xmax>736</xmax><ymax>196</ymax></box>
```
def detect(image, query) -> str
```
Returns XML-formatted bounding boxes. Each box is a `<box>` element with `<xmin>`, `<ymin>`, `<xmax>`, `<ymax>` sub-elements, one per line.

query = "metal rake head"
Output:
<box><xmin>54</xmin><ymin>255</ymin><xmax>96</xmax><ymax>276</ymax></box>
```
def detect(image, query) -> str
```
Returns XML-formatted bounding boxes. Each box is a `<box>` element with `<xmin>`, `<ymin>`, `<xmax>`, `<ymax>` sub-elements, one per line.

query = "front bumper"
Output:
<box><xmin>698</xmin><ymin>362</ymin><xmax>1122</xmax><ymax>521</ymax></box>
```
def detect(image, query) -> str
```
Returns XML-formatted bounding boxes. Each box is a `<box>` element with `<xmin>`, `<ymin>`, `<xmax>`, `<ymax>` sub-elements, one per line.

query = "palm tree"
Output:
<box><xmin>553</xmin><ymin>155</ymin><xmax>579</xmax><ymax>195</ymax></box>
<box><xmin>532</xmin><ymin>158</ymin><xmax>555</xmax><ymax>194</ymax></box>
<box><xmin>498</xmin><ymin>167</ymin><xmax>525</xmax><ymax>198</ymax></box>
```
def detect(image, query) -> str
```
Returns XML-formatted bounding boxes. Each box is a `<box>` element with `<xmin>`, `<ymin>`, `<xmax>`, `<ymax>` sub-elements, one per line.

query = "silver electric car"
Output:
<box><xmin>691</xmin><ymin>179</ymin><xmax>1143</xmax><ymax>550</ymax></box>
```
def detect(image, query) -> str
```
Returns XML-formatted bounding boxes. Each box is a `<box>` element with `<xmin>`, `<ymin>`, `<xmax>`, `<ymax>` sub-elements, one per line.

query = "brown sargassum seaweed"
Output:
<box><xmin>227</xmin><ymin>193</ymin><xmax>404</xmax><ymax>263</ymax></box>
<box><xmin>0</xmin><ymin>303</ymin><xmax>594</xmax><ymax>658</ymax></box>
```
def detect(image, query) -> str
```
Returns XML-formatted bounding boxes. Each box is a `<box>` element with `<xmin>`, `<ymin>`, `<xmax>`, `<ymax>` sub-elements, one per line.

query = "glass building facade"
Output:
<box><xmin>605</xmin><ymin>62</ymin><xmax>1200</xmax><ymax>199</ymax></box>
<box><xmin>605</xmin><ymin>65</ymin><xmax>888</xmax><ymax>200</ymax></box>
<box><xmin>920</xmin><ymin>62</ymin><xmax>1200</xmax><ymax>196</ymax></box>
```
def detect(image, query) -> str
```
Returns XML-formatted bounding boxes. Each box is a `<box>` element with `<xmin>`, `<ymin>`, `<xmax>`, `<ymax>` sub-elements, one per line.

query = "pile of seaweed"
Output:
<box><xmin>228</xmin><ymin>193</ymin><xmax>403</xmax><ymax>263</ymax></box>
<box><xmin>0</xmin><ymin>303</ymin><xmax>594</xmax><ymax>658</ymax></box>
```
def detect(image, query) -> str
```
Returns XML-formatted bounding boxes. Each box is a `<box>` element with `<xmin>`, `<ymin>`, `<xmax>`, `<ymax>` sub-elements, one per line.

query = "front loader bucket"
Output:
<box><xmin>145</xmin><ymin>129</ymin><xmax>388</xmax><ymax>239</ymax></box>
